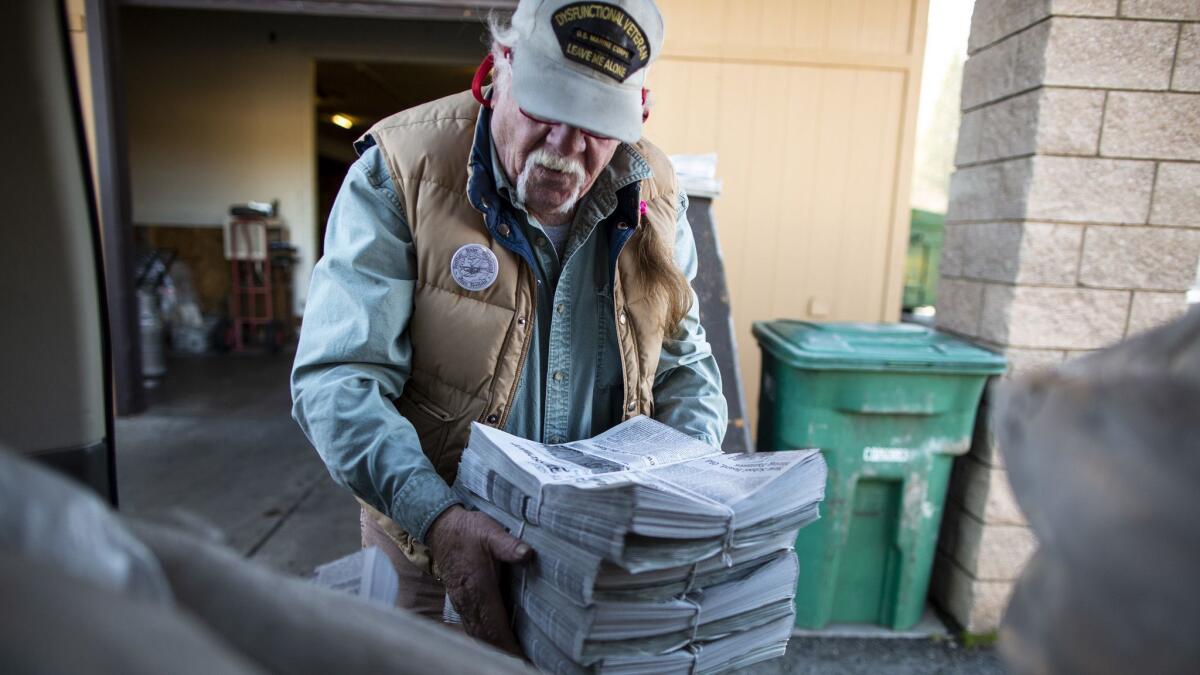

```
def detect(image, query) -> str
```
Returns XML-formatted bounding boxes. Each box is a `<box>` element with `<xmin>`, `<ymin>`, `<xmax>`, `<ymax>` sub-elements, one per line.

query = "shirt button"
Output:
<box><xmin>618</xmin><ymin>311</ymin><xmax>628</xmax><ymax>325</ymax></box>
<box><xmin>626</xmin><ymin>401</ymin><xmax>636</xmax><ymax>412</ymax></box>
<box><xmin>550</xmin><ymin>436</ymin><xmax>565</xmax><ymax>444</ymax></box>
<box><xmin>616</xmin><ymin>221</ymin><xmax>630</xmax><ymax>230</ymax></box>
<box><xmin>537</xmin><ymin>236</ymin><xmax>549</xmax><ymax>248</ymax></box>
<box><xmin>553</xmin><ymin>371</ymin><xmax>565</xmax><ymax>382</ymax></box>
<box><xmin>517</xmin><ymin>316</ymin><xmax>527</xmax><ymax>326</ymax></box>
<box><xmin>555</xmin><ymin>303</ymin><xmax>566</xmax><ymax>315</ymax></box>
<box><xmin>485</xmin><ymin>414</ymin><xmax>499</xmax><ymax>424</ymax></box>
<box><xmin>498</xmin><ymin>222</ymin><xmax>511</xmax><ymax>237</ymax></box>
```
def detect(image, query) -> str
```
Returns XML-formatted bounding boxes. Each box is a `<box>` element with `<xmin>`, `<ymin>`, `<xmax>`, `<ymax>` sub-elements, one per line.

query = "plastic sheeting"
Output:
<box><xmin>0</xmin><ymin>450</ymin><xmax>534</xmax><ymax>674</ymax></box>
<box><xmin>0</xmin><ymin>449</ymin><xmax>173</xmax><ymax>603</ymax></box>
<box><xmin>995</xmin><ymin>307</ymin><xmax>1200</xmax><ymax>675</ymax></box>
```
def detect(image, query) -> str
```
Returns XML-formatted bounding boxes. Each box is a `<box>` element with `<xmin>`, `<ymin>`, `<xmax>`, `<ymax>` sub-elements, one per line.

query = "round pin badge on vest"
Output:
<box><xmin>450</xmin><ymin>243</ymin><xmax>499</xmax><ymax>292</ymax></box>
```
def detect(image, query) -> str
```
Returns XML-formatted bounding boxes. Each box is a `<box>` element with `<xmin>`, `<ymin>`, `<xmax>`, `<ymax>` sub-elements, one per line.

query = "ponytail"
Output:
<box><xmin>630</xmin><ymin>214</ymin><xmax>693</xmax><ymax>339</ymax></box>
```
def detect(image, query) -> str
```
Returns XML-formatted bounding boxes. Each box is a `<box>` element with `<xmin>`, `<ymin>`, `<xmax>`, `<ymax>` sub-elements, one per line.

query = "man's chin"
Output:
<box><xmin>526</xmin><ymin>186</ymin><xmax>580</xmax><ymax>216</ymax></box>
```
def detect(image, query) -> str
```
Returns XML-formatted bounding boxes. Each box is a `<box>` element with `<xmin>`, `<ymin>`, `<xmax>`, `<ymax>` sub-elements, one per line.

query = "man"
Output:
<box><xmin>291</xmin><ymin>0</ymin><xmax>726</xmax><ymax>655</ymax></box>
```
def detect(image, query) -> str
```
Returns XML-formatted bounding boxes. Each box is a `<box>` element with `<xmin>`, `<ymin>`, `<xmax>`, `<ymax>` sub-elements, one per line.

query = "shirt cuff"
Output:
<box><xmin>389</xmin><ymin>469</ymin><xmax>462</xmax><ymax>544</ymax></box>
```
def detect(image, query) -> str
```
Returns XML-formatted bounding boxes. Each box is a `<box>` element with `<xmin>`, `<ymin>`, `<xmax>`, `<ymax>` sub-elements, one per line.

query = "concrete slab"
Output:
<box><xmin>250</xmin><ymin>473</ymin><xmax>361</xmax><ymax>576</ymax></box>
<box><xmin>116</xmin><ymin>351</ymin><xmax>349</xmax><ymax>569</ymax></box>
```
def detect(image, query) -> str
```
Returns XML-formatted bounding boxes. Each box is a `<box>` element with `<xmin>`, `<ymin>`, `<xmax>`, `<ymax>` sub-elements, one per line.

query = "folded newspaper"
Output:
<box><xmin>452</xmin><ymin>416</ymin><xmax>827</xmax><ymax>674</ymax></box>
<box><xmin>311</xmin><ymin>546</ymin><xmax>398</xmax><ymax>608</ymax></box>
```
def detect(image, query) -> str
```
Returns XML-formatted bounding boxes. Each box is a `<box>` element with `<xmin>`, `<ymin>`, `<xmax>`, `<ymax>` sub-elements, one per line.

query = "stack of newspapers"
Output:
<box><xmin>452</xmin><ymin>416</ymin><xmax>827</xmax><ymax>674</ymax></box>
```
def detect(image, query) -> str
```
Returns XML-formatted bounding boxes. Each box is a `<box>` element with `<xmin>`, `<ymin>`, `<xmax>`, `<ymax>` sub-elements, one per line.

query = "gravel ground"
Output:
<box><xmin>738</xmin><ymin>636</ymin><xmax>1006</xmax><ymax>674</ymax></box>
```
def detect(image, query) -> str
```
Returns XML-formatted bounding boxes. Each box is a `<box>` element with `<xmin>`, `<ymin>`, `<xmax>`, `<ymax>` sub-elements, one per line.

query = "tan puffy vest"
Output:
<box><xmin>356</xmin><ymin>91</ymin><xmax>680</xmax><ymax>573</ymax></box>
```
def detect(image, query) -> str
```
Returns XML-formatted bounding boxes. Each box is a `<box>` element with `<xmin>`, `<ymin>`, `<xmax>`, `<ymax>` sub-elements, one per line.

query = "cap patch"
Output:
<box><xmin>551</xmin><ymin>2</ymin><xmax>650</xmax><ymax>83</ymax></box>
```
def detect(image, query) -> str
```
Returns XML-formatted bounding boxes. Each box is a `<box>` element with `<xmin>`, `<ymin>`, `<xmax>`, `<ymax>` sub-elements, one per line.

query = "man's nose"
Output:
<box><xmin>545</xmin><ymin>122</ymin><xmax>587</xmax><ymax>156</ymax></box>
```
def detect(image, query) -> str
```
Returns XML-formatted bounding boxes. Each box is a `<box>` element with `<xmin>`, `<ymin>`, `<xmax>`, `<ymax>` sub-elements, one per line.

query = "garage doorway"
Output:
<box><xmin>316</xmin><ymin>60</ymin><xmax>479</xmax><ymax>258</ymax></box>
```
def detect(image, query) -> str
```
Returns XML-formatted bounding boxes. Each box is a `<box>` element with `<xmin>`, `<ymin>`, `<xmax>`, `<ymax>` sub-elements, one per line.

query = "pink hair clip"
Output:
<box><xmin>638</xmin><ymin>200</ymin><xmax>648</xmax><ymax>216</ymax></box>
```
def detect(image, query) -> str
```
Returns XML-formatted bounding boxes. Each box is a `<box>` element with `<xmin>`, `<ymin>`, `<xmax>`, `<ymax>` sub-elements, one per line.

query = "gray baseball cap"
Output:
<box><xmin>508</xmin><ymin>0</ymin><xmax>664</xmax><ymax>143</ymax></box>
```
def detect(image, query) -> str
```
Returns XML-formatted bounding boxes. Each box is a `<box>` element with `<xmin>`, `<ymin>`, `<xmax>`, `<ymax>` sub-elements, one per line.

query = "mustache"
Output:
<box><xmin>525</xmin><ymin>149</ymin><xmax>584</xmax><ymax>181</ymax></box>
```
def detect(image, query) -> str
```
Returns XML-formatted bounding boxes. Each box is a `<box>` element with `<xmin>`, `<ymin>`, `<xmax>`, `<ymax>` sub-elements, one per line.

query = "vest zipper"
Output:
<box><xmin>613</xmin><ymin>263</ymin><xmax>639</xmax><ymax>420</ymax></box>
<box><xmin>497</xmin><ymin>263</ymin><xmax>537</xmax><ymax>429</ymax></box>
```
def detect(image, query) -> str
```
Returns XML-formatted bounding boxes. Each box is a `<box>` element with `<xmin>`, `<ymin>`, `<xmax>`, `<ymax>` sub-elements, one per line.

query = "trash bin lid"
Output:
<box><xmin>751</xmin><ymin>320</ymin><xmax>1007</xmax><ymax>374</ymax></box>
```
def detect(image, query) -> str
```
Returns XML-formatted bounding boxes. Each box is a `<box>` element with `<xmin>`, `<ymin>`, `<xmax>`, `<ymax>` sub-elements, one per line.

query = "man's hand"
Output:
<box><xmin>425</xmin><ymin>505</ymin><xmax>534</xmax><ymax>655</ymax></box>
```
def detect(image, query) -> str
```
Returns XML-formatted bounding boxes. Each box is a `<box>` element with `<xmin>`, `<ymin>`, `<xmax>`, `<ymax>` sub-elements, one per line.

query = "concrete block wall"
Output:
<box><xmin>933</xmin><ymin>0</ymin><xmax>1200</xmax><ymax>634</ymax></box>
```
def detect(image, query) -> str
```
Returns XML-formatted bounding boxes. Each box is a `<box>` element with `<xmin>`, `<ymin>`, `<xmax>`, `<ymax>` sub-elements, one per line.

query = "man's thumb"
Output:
<box><xmin>487</xmin><ymin>529</ymin><xmax>534</xmax><ymax>563</ymax></box>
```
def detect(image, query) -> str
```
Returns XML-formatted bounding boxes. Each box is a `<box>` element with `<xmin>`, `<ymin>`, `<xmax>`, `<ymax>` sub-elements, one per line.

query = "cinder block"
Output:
<box><xmin>1026</xmin><ymin>156</ymin><xmax>1154</xmax><ymax>223</ymax></box>
<box><xmin>955</xmin><ymin>108</ymin><xmax>984</xmax><ymax>167</ymax></box>
<box><xmin>957</xmin><ymin>223</ymin><xmax>1025</xmax><ymax>282</ymax></box>
<box><xmin>935</xmin><ymin>278</ymin><xmax>987</xmax><ymax>338</ymax></box>
<box><xmin>937</xmin><ymin>494</ymin><xmax>965</xmax><ymax>556</ymax></box>
<box><xmin>958</xmin><ymin>222</ymin><xmax>1082</xmax><ymax>285</ymax></box>
<box><xmin>1016</xmin><ymin>223</ymin><xmax>1084</xmax><ymax>285</ymax></box>
<box><xmin>967</xmin><ymin>0</ymin><xmax>1050</xmax><ymax>55</ymax></box>
<box><xmin>1035</xmin><ymin>88</ymin><xmax>1105</xmax><ymax>155</ymax></box>
<box><xmin>981</xmin><ymin>284</ymin><xmax>1131</xmax><ymax>349</ymax></box>
<box><xmin>1050</xmin><ymin>0</ymin><xmax>1119</xmax><ymax>14</ymax></box>
<box><xmin>961</xmin><ymin>22</ymin><xmax>1050</xmax><ymax>109</ymax></box>
<box><xmin>931</xmin><ymin>553</ymin><xmax>1016</xmax><ymax>634</ymax></box>
<box><xmin>1043</xmin><ymin>18</ymin><xmax>1177</xmax><ymax>90</ymax></box>
<box><xmin>967</xmin><ymin>389</ymin><xmax>1008</xmax><ymax>468</ymax></box>
<box><xmin>947</xmin><ymin>159</ymin><xmax>1033</xmax><ymax>222</ymax></box>
<box><xmin>974</xmin><ymin>90</ymin><xmax>1040</xmax><ymax>162</ymax></box>
<box><xmin>1150</xmin><ymin>162</ymin><xmax>1200</xmax><ymax>227</ymax></box>
<box><xmin>960</xmin><ymin>386</ymin><xmax>1008</xmax><ymax>466</ymax></box>
<box><xmin>958</xmin><ymin>88</ymin><xmax>1104</xmax><ymax>165</ymax></box>
<box><xmin>1101</xmin><ymin>92</ymin><xmax>1200</xmax><ymax>161</ymax></box>
<box><xmin>949</xmin><ymin>505</ymin><xmax>1037</xmax><ymax>581</ymax></box>
<box><xmin>1127</xmin><ymin>291</ymin><xmax>1191</xmax><ymax>336</ymax></box>
<box><xmin>957</xmin><ymin>456</ymin><xmax>1028</xmax><ymax>525</ymax></box>
<box><xmin>940</xmin><ymin>223</ymin><xmax>968</xmax><ymax>277</ymax></box>
<box><xmin>966</xmin><ymin>0</ymin><xmax>1115</xmax><ymax>54</ymax></box>
<box><xmin>1174</xmin><ymin>25</ymin><xmax>1200</xmax><ymax>92</ymax></box>
<box><xmin>1002</xmin><ymin>346</ymin><xmax>1068</xmax><ymax>379</ymax></box>
<box><xmin>1079</xmin><ymin>226</ymin><xmax>1200</xmax><ymax>291</ymax></box>
<box><xmin>1120</xmin><ymin>0</ymin><xmax>1200</xmax><ymax>20</ymax></box>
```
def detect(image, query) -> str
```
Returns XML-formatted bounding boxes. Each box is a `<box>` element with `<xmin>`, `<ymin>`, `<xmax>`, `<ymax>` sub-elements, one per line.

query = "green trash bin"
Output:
<box><xmin>752</xmin><ymin>320</ymin><xmax>1006</xmax><ymax>630</ymax></box>
<box><xmin>903</xmin><ymin>209</ymin><xmax>944</xmax><ymax>309</ymax></box>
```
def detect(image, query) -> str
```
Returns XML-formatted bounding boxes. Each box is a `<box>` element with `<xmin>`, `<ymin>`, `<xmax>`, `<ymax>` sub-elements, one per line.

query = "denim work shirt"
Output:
<box><xmin>291</xmin><ymin>110</ymin><xmax>727</xmax><ymax>542</ymax></box>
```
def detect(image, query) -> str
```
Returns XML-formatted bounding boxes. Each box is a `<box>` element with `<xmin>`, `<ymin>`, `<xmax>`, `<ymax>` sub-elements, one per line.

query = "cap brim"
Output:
<box><xmin>510</xmin><ymin>47</ymin><xmax>644</xmax><ymax>145</ymax></box>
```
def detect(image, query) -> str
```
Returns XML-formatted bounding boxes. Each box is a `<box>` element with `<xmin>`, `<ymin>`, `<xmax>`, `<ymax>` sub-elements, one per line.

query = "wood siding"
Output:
<box><xmin>644</xmin><ymin>0</ymin><xmax>930</xmax><ymax>439</ymax></box>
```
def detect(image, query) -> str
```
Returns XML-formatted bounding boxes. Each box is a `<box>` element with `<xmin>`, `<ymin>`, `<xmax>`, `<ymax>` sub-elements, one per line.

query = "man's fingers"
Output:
<box><xmin>485</xmin><ymin>526</ymin><xmax>534</xmax><ymax>564</ymax></box>
<box><xmin>454</xmin><ymin>572</ymin><xmax>522</xmax><ymax>655</ymax></box>
<box><xmin>433</xmin><ymin>511</ymin><xmax>530</xmax><ymax>657</ymax></box>
<box><xmin>473</xmin><ymin>512</ymin><xmax>534</xmax><ymax>564</ymax></box>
